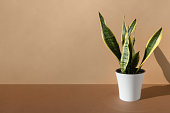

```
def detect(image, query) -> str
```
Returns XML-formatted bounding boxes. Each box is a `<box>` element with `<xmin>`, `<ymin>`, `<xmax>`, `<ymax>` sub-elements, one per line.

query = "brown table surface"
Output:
<box><xmin>0</xmin><ymin>84</ymin><xmax>169</xmax><ymax>113</ymax></box>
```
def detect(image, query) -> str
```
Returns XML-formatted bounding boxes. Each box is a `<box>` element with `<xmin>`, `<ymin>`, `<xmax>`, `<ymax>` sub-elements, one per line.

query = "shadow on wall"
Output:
<box><xmin>142</xmin><ymin>46</ymin><xmax>170</xmax><ymax>100</ymax></box>
<box><xmin>153</xmin><ymin>46</ymin><xmax>170</xmax><ymax>83</ymax></box>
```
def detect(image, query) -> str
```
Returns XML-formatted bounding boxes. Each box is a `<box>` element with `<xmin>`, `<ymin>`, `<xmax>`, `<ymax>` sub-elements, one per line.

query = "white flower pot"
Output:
<box><xmin>115</xmin><ymin>69</ymin><xmax>145</xmax><ymax>102</ymax></box>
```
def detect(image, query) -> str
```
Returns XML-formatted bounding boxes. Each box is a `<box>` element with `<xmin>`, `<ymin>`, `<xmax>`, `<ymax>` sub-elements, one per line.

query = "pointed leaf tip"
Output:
<box><xmin>98</xmin><ymin>12</ymin><xmax>102</xmax><ymax>17</ymax></box>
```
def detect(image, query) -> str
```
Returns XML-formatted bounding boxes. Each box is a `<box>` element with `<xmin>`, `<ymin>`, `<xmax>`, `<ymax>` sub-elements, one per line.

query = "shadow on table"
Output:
<box><xmin>142</xmin><ymin>85</ymin><xmax>170</xmax><ymax>99</ymax></box>
<box><xmin>142</xmin><ymin>46</ymin><xmax>170</xmax><ymax>99</ymax></box>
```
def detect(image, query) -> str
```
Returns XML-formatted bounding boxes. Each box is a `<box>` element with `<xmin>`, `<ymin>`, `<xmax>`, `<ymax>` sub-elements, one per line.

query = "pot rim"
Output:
<box><xmin>115</xmin><ymin>68</ymin><xmax>145</xmax><ymax>75</ymax></box>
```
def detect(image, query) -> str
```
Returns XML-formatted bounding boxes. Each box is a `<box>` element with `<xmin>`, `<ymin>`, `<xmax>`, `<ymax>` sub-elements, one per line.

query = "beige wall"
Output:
<box><xmin>0</xmin><ymin>0</ymin><xmax>169</xmax><ymax>84</ymax></box>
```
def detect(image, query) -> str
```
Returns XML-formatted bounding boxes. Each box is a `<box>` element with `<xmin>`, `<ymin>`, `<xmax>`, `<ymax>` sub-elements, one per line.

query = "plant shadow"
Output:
<box><xmin>142</xmin><ymin>84</ymin><xmax>170</xmax><ymax>99</ymax></box>
<box><xmin>141</xmin><ymin>46</ymin><xmax>170</xmax><ymax>99</ymax></box>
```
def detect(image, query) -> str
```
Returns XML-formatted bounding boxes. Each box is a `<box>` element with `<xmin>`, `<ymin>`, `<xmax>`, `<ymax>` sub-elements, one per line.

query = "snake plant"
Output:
<box><xmin>99</xmin><ymin>12</ymin><xmax>162</xmax><ymax>74</ymax></box>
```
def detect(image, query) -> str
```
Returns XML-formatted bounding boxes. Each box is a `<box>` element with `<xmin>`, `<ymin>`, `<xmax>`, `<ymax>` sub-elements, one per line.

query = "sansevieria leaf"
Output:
<box><xmin>126</xmin><ymin>19</ymin><xmax>136</xmax><ymax>58</ymax></box>
<box><xmin>131</xmin><ymin>51</ymin><xmax>140</xmax><ymax>69</ymax></box>
<box><xmin>129</xmin><ymin>37</ymin><xmax>135</xmax><ymax>57</ymax></box>
<box><xmin>122</xmin><ymin>19</ymin><xmax>136</xmax><ymax>45</ymax></box>
<box><xmin>126</xmin><ymin>37</ymin><xmax>135</xmax><ymax>74</ymax></box>
<box><xmin>136</xmin><ymin>28</ymin><xmax>162</xmax><ymax>73</ymax></box>
<box><xmin>128</xmin><ymin>19</ymin><xmax>136</xmax><ymax>36</ymax></box>
<box><xmin>121</xmin><ymin>17</ymin><xmax>127</xmax><ymax>45</ymax></box>
<box><xmin>128</xmin><ymin>19</ymin><xmax>136</xmax><ymax>57</ymax></box>
<box><xmin>133</xmin><ymin>36</ymin><xmax>135</xmax><ymax>46</ymax></box>
<box><xmin>132</xmin><ymin>27</ymin><xmax>136</xmax><ymax>46</ymax></box>
<box><xmin>99</xmin><ymin>12</ymin><xmax>121</xmax><ymax>61</ymax></box>
<box><xmin>120</xmin><ymin>33</ymin><xmax>130</xmax><ymax>73</ymax></box>
<box><xmin>121</xmin><ymin>18</ymin><xmax>136</xmax><ymax>74</ymax></box>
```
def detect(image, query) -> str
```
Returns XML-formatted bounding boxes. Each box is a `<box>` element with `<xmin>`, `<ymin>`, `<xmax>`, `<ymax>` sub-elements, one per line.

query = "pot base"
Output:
<box><xmin>119</xmin><ymin>96</ymin><xmax>141</xmax><ymax>102</ymax></box>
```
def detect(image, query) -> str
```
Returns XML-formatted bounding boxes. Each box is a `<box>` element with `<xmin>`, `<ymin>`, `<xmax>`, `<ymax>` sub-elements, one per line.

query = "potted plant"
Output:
<box><xmin>98</xmin><ymin>12</ymin><xmax>162</xmax><ymax>102</ymax></box>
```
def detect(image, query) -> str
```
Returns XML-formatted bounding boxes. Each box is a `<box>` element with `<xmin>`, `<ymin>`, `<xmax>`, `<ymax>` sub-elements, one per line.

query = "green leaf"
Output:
<box><xmin>125</xmin><ymin>19</ymin><xmax>137</xmax><ymax>73</ymax></box>
<box><xmin>126</xmin><ymin>19</ymin><xmax>136</xmax><ymax>58</ymax></box>
<box><xmin>129</xmin><ymin>37</ymin><xmax>135</xmax><ymax>57</ymax></box>
<box><xmin>132</xmin><ymin>27</ymin><xmax>136</xmax><ymax>46</ymax></box>
<box><xmin>120</xmin><ymin>33</ymin><xmax>130</xmax><ymax>73</ymax></box>
<box><xmin>99</xmin><ymin>12</ymin><xmax>121</xmax><ymax>61</ymax></box>
<box><xmin>125</xmin><ymin>37</ymin><xmax>135</xmax><ymax>74</ymax></box>
<box><xmin>122</xmin><ymin>18</ymin><xmax>136</xmax><ymax>45</ymax></box>
<box><xmin>121</xmin><ymin>17</ymin><xmax>127</xmax><ymax>45</ymax></box>
<box><xmin>136</xmin><ymin>27</ymin><xmax>162</xmax><ymax>73</ymax></box>
<box><xmin>131</xmin><ymin>51</ymin><xmax>140</xmax><ymax>69</ymax></box>
<box><xmin>128</xmin><ymin>19</ymin><xmax>136</xmax><ymax>57</ymax></box>
<box><xmin>126</xmin><ymin>37</ymin><xmax>135</xmax><ymax>74</ymax></box>
<box><xmin>133</xmin><ymin>36</ymin><xmax>135</xmax><ymax>46</ymax></box>
<box><xmin>128</xmin><ymin>19</ymin><xmax>136</xmax><ymax>36</ymax></box>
